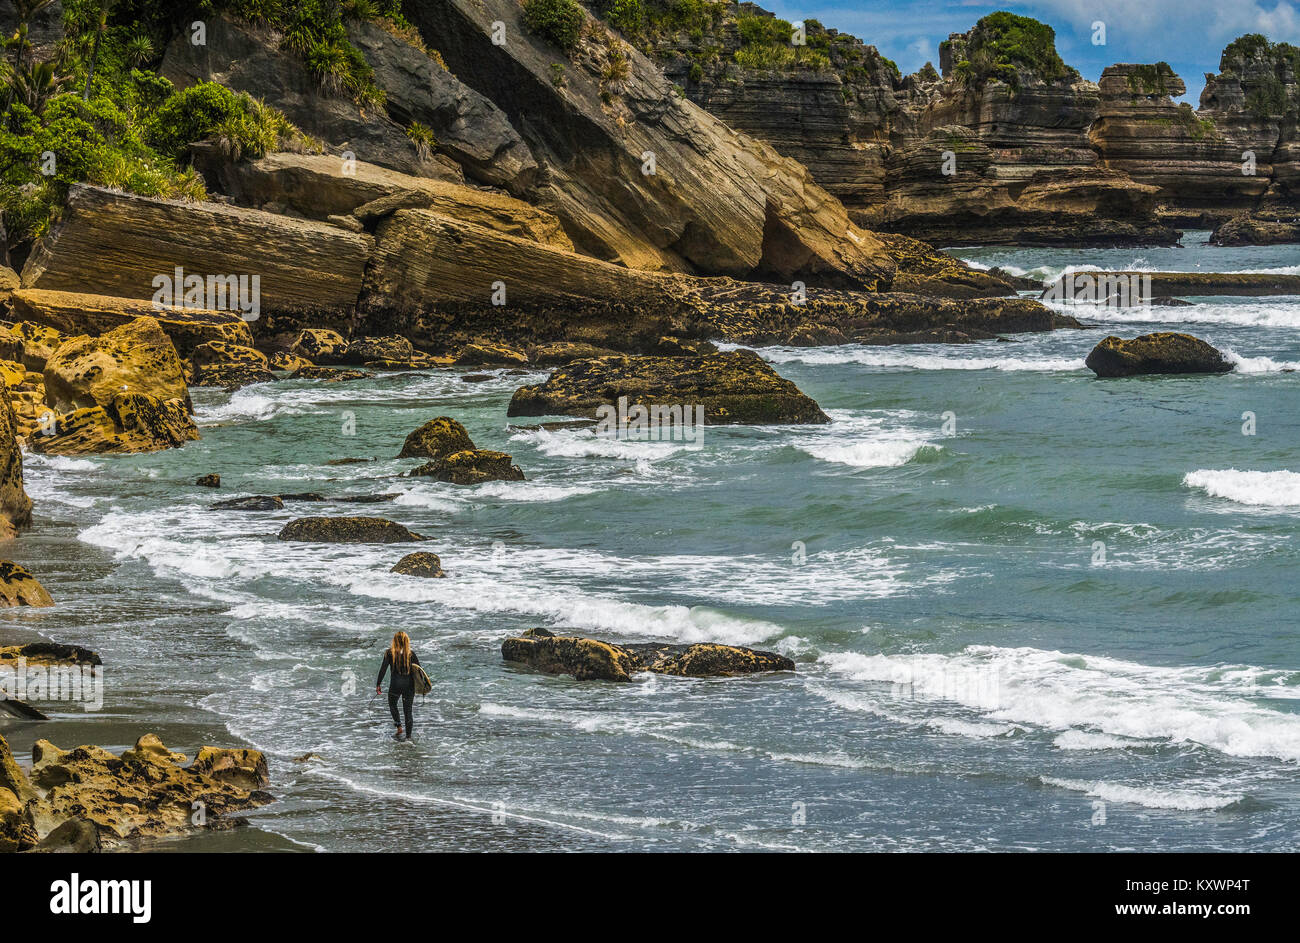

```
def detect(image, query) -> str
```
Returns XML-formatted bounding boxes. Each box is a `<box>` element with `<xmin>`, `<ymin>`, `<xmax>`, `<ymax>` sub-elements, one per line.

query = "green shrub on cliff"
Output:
<box><xmin>523</xmin><ymin>0</ymin><xmax>587</xmax><ymax>51</ymax></box>
<box><xmin>1127</xmin><ymin>62</ymin><xmax>1175</xmax><ymax>95</ymax></box>
<box><xmin>146</xmin><ymin>80</ymin><xmax>300</xmax><ymax>160</ymax></box>
<box><xmin>1219</xmin><ymin>34</ymin><xmax>1300</xmax><ymax>119</ymax></box>
<box><xmin>0</xmin><ymin>92</ymin><xmax>205</xmax><ymax>247</ymax></box>
<box><xmin>953</xmin><ymin>11</ymin><xmax>1075</xmax><ymax>88</ymax></box>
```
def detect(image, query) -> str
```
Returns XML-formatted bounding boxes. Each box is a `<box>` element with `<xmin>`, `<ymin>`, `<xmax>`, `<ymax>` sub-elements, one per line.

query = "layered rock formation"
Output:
<box><xmin>408</xmin><ymin>0</ymin><xmax>895</xmax><ymax>287</ymax></box>
<box><xmin>20</xmin><ymin>186</ymin><xmax>372</xmax><ymax>334</ymax></box>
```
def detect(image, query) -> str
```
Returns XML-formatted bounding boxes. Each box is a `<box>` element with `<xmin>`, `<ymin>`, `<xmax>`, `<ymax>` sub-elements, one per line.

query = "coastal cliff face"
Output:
<box><xmin>628</xmin><ymin>5</ymin><xmax>1300</xmax><ymax>241</ymax></box>
<box><xmin>406</xmin><ymin>0</ymin><xmax>895</xmax><ymax>288</ymax></box>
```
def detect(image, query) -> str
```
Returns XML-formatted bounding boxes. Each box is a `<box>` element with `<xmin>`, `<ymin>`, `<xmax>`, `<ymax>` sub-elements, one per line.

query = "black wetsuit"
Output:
<box><xmin>377</xmin><ymin>651</ymin><xmax>421</xmax><ymax>736</ymax></box>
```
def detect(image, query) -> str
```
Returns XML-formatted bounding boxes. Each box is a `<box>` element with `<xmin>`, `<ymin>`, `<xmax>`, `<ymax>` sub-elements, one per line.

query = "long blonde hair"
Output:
<box><xmin>390</xmin><ymin>631</ymin><xmax>412</xmax><ymax>673</ymax></box>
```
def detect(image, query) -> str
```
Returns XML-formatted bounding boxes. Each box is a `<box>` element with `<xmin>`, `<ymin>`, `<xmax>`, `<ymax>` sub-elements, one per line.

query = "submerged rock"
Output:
<box><xmin>1085</xmin><ymin>333</ymin><xmax>1234</xmax><ymax>377</ymax></box>
<box><xmin>0</xmin><ymin>641</ymin><xmax>99</xmax><ymax>666</ymax></box>
<box><xmin>508</xmin><ymin>349</ymin><xmax>829</xmax><ymax>425</ymax></box>
<box><xmin>0</xmin><ymin>561</ymin><xmax>54</xmax><ymax>607</ymax></box>
<box><xmin>409</xmin><ymin>449</ymin><xmax>524</xmax><ymax>484</ymax></box>
<box><xmin>277</xmin><ymin>516</ymin><xmax>426</xmax><ymax>543</ymax></box>
<box><xmin>390</xmin><ymin>552</ymin><xmax>446</xmax><ymax>578</ymax></box>
<box><xmin>196</xmin><ymin>473</ymin><xmax>221</xmax><ymax>488</ymax></box>
<box><xmin>501</xmin><ymin>628</ymin><xmax>795</xmax><ymax>682</ymax></box>
<box><xmin>0</xmin><ymin>733</ymin><xmax>272</xmax><ymax>851</ymax></box>
<box><xmin>398</xmin><ymin>416</ymin><xmax>475</xmax><ymax>460</ymax></box>
<box><xmin>210</xmin><ymin>495</ymin><xmax>285</xmax><ymax>511</ymax></box>
<box><xmin>290</xmin><ymin>366</ymin><xmax>373</xmax><ymax>382</ymax></box>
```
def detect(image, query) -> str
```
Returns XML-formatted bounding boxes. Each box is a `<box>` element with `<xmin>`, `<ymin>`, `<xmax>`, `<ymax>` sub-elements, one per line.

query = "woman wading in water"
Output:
<box><xmin>376</xmin><ymin>631</ymin><xmax>421</xmax><ymax>741</ymax></box>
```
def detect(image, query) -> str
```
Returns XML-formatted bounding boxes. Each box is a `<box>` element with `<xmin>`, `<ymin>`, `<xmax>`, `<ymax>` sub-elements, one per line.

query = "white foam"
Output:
<box><xmin>758</xmin><ymin>345</ymin><xmax>1085</xmax><ymax>372</ymax></box>
<box><xmin>1184</xmin><ymin>469</ymin><xmax>1300</xmax><ymax>507</ymax></box>
<box><xmin>1222</xmin><ymin>349</ymin><xmax>1300</xmax><ymax>373</ymax></box>
<box><xmin>1040</xmin><ymin>776</ymin><xmax>1241</xmax><ymax>811</ymax></box>
<box><xmin>801</xmin><ymin>439</ymin><xmax>937</xmax><ymax>469</ymax></box>
<box><xmin>820</xmin><ymin>646</ymin><xmax>1300</xmax><ymax>763</ymax></box>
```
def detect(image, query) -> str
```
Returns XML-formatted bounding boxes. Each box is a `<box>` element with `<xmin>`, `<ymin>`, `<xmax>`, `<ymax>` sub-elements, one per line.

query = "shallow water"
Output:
<box><xmin>3</xmin><ymin>233</ymin><xmax>1299</xmax><ymax>851</ymax></box>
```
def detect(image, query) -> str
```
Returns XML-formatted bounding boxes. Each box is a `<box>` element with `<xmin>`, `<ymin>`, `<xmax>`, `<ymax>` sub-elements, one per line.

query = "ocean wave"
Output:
<box><xmin>1039</xmin><ymin>776</ymin><xmax>1242</xmax><ymax>811</ymax></box>
<box><xmin>1184</xmin><ymin>469</ymin><xmax>1300</xmax><ymax>507</ymax></box>
<box><xmin>520</xmin><ymin>427</ymin><xmax>694</xmax><ymax>463</ymax></box>
<box><xmin>1049</xmin><ymin>299</ymin><xmax>1300</xmax><ymax>329</ymax></box>
<box><xmin>819</xmin><ymin>646</ymin><xmax>1300</xmax><ymax>763</ymax></box>
<box><xmin>800</xmin><ymin>439</ymin><xmax>940</xmax><ymax>469</ymax></box>
<box><xmin>1222</xmin><ymin>349</ymin><xmax>1300</xmax><ymax>373</ymax></box>
<box><xmin>757</xmin><ymin>345</ymin><xmax>1085</xmax><ymax>373</ymax></box>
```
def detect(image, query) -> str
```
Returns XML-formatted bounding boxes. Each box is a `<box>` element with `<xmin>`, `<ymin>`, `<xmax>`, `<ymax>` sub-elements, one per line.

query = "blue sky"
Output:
<box><xmin>760</xmin><ymin>0</ymin><xmax>1300</xmax><ymax>103</ymax></box>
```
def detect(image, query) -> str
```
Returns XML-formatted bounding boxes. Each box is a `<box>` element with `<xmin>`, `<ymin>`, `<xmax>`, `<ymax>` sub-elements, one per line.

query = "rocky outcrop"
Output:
<box><xmin>398</xmin><ymin>417</ymin><xmax>475</xmax><ymax>460</ymax></box>
<box><xmin>32</xmin><ymin>316</ymin><xmax>198</xmax><ymax>456</ymax></box>
<box><xmin>277</xmin><ymin>516</ymin><xmax>426</xmax><ymax>543</ymax></box>
<box><xmin>0</xmin><ymin>733</ymin><xmax>272</xmax><ymax>851</ymax></box>
<box><xmin>410</xmin><ymin>449</ymin><xmax>525</xmax><ymax>484</ymax></box>
<box><xmin>193</xmin><ymin>149</ymin><xmax>569</xmax><ymax>248</ymax></box>
<box><xmin>1085</xmin><ymin>333</ymin><xmax>1234</xmax><ymax>377</ymax></box>
<box><xmin>1064</xmin><ymin>271</ymin><xmax>1300</xmax><ymax>296</ymax></box>
<box><xmin>9</xmin><ymin>289</ymin><xmax>255</xmax><ymax>357</ymax></box>
<box><xmin>0</xmin><ymin>385</ymin><xmax>31</xmax><ymax>537</ymax></box>
<box><xmin>679</xmin><ymin>278</ymin><xmax>1073</xmax><ymax>346</ymax></box>
<box><xmin>390</xmin><ymin>551</ymin><xmax>446</xmax><ymax>577</ymax></box>
<box><xmin>20</xmin><ymin>186</ymin><xmax>373</xmax><ymax>334</ymax></box>
<box><xmin>508</xmin><ymin>348</ymin><xmax>828</xmax><ymax>424</ymax></box>
<box><xmin>1089</xmin><ymin>64</ymin><xmax>1259</xmax><ymax>224</ymax></box>
<box><xmin>409</xmin><ymin>0</ymin><xmax>896</xmax><ymax>288</ymax></box>
<box><xmin>501</xmin><ymin>627</ymin><xmax>794</xmax><ymax>681</ymax></box>
<box><xmin>211</xmin><ymin>495</ymin><xmax>285</xmax><ymax>511</ymax></box>
<box><xmin>1210</xmin><ymin>213</ymin><xmax>1300</xmax><ymax>245</ymax></box>
<box><xmin>0</xmin><ymin>561</ymin><xmax>53</xmax><ymax>607</ymax></box>
<box><xmin>345</xmin><ymin>19</ymin><xmax>539</xmax><ymax>190</ymax></box>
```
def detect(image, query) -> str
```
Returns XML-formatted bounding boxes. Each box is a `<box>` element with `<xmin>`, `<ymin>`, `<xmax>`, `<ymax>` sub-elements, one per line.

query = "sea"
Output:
<box><xmin>3</xmin><ymin>232</ymin><xmax>1298</xmax><ymax>851</ymax></box>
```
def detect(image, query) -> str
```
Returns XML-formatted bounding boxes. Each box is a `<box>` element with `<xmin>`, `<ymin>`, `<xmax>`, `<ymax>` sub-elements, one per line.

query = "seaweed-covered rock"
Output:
<box><xmin>269</xmin><ymin>350</ymin><xmax>313</xmax><ymax>372</ymax></box>
<box><xmin>409</xmin><ymin>449</ymin><xmax>524</xmax><ymax>484</ymax></box>
<box><xmin>211</xmin><ymin>495</ymin><xmax>285</xmax><ymax>511</ymax></box>
<box><xmin>508</xmin><ymin>349</ymin><xmax>829</xmax><ymax>425</ymax></box>
<box><xmin>501</xmin><ymin>628</ymin><xmax>641</xmax><ymax>682</ymax></box>
<box><xmin>0</xmin><ymin>561</ymin><xmax>54</xmax><ymax>607</ymax></box>
<box><xmin>1085</xmin><ymin>333</ymin><xmax>1234</xmax><ymax>377</ymax></box>
<box><xmin>289</xmin><ymin>366</ymin><xmax>372</xmax><ymax>382</ymax></box>
<box><xmin>397</xmin><ymin>416</ymin><xmax>475</xmax><ymax>460</ymax></box>
<box><xmin>501</xmin><ymin>628</ymin><xmax>795</xmax><ymax>682</ymax></box>
<box><xmin>277</xmin><ymin>516</ymin><xmax>426</xmax><ymax>543</ymax></box>
<box><xmin>390</xmin><ymin>551</ymin><xmax>446</xmax><ymax>578</ymax></box>
<box><xmin>196</xmin><ymin>473</ymin><xmax>221</xmax><ymax>487</ymax></box>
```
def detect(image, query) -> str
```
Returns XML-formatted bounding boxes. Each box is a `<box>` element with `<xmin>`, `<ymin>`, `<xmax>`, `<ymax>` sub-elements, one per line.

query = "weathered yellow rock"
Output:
<box><xmin>0</xmin><ymin>387</ymin><xmax>31</xmax><ymax>536</ymax></box>
<box><xmin>43</xmin><ymin>316</ymin><xmax>190</xmax><ymax>415</ymax></box>
<box><xmin>10</xmin><ymin>289</ymin><xmax>256</xmax><ymax>357</ymax></box>
<box><xmin>12</xmin><ymin>734</ymin><xmax>273</xmax><ymax>849</ymax></box>
<box><xmin>0</xmin><ymin>361</ymin><xmax>23</xmax><ymax>388</ymax></box>
<box><xmin>0</xmin><ymin>561</ymin><xmax>54</xmax><ymax>607</ymax></box>
<box><xmin>10</xmin><ymin>321</ymin><xmax>67</xmax><ymax>371</ymax></box>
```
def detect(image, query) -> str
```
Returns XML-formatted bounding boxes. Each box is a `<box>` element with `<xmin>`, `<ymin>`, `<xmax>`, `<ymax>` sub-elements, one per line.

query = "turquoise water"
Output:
<box><xmin>4</xmin><ymin>233</ymin><xmax>1300</xmax><ymax>851</ymax></box>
